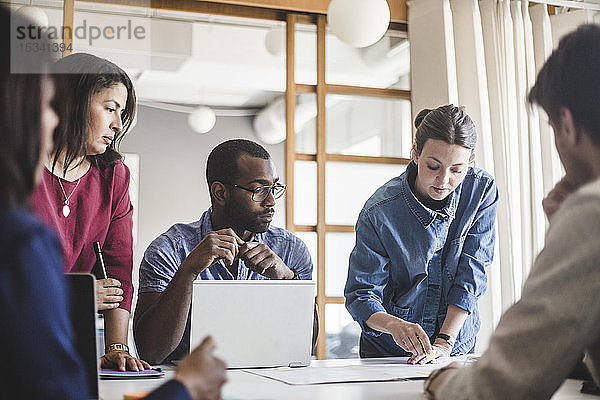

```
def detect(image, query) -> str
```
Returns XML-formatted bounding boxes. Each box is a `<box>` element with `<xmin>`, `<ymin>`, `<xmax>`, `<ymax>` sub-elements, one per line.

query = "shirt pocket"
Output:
<box><xmin>388</xmin><ymin>304</ymin><xmax>412</xmax><ymax>322</ymax></box>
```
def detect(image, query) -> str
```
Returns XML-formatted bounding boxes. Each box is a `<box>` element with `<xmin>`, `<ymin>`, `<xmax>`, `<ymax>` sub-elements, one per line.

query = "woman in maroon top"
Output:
<box><xmin>30</xmin><ymin>53</ymin><xmax>150</xmax><ymax>371</ymax></box>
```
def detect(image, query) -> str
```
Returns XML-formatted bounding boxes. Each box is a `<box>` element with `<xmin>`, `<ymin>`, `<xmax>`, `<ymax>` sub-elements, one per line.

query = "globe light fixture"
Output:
<box><xmin>188</xmin><ymin>106</ymin><xmax>216</xmax><ymax>134</ymax></box>
<box><xmin>15</xmin><ymin>5</ymin><xmax>49</xmax><ymax>28</ymax></box>
<box><xmin>327</xmin><ymin>0</ymin><xmax>390</xmax><ymax>48</ymax></box>
<box><xmin>265</xmin><ymin>26</ymin><xmax>286</xmax><ymax>56</ymax></box>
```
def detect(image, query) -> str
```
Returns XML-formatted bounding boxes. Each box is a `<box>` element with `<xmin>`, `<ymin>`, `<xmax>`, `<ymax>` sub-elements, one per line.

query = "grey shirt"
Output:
<box><xmin>437</xmin><ymin>178</ymin><xmax>600</xmax><ymax>399</ymax></box>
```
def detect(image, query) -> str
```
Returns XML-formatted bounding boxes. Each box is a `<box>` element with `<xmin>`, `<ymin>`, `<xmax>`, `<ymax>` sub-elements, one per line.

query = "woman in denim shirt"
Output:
<box><xmin>345</xmin><ymin>104</ymin><xmax>498</xmax><ymax>364</ymax></box>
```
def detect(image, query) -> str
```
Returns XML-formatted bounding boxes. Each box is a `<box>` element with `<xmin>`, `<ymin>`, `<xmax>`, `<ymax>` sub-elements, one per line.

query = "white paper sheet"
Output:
<box><xmin>243</xmin><ymin>361</ymin><xmax>454</xmax><ymax>385</ymax></box>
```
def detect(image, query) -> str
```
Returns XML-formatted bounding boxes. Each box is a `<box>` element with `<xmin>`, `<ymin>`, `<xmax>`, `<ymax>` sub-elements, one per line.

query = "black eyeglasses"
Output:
<box><xmin>224</xmin><ymin>182</ymin><xmax>287</xmax><ymax>202</ymax></box>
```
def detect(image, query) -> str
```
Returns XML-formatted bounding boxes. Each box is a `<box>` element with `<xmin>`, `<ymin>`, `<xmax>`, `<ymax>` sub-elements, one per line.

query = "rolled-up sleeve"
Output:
<box><xmin>447</xmin><ymin>179</ymin><xmax>498</xmax><ymax>314</ymax></box>
<box><xmin>344</xmin><ymin>209</ymin><xmax>389</xmax><ymax>334</ymax></box>
<box><xmin>138</xmin><ymin>234</ymin><xmax>182</xmax><ymax>294</ymax></box>
<box><xmin>287</xmin><ymin>235</ymin><xmax>313</xmax><ymax>280</ymax></box>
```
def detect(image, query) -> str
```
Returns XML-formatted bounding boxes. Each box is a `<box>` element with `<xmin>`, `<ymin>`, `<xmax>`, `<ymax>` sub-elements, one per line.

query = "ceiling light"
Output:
<box><xmin>188</xmin><ymin>106</ymin><xmax>216</xmax><ymax>134</ymax></box>
<box><xmin>15</xmin><ymin>5</ymin><xmax>49</xmax><ymax>28</ymax></box>
<box><xmin>265</xmin><ymin>26</ymin><xmax>286</xmax><ymax>56</ymax></box>
<box><xmin>327</xmin><ymin>0</ymin><xmax>390</xmax><ymax>48</ymax></box>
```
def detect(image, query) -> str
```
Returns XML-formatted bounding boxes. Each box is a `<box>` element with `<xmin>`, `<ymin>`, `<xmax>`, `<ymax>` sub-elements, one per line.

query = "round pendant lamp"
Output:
<box><xmin>188</xmin><ymin>106</ymin><xmax>216</xmax><ymax>134</ymax></box>
<box><xmin>327</xmin><ymin>0</ymin><xmax>390</xmax><ymax>48</ymax></box>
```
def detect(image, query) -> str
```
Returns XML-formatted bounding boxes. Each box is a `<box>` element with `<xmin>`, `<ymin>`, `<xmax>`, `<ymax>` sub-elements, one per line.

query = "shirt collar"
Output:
<box><xmin>400</xmin><ymin>162</ymin><xmax>460</xmax><ymax>228</ymax></box>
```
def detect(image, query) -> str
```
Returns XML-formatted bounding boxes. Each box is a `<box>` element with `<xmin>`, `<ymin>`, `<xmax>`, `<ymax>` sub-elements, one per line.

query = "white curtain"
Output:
<box><xmin>408</xmin><ymin>0</ymin><xmax>597</xmax><ymax>351</ymax></box>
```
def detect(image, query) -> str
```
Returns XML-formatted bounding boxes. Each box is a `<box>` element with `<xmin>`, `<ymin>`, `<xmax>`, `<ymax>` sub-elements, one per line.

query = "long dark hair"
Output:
<box><xmin>0</xmin><ymin>7</ymin><xmax>55</xmax><ymax>207</ymax></box>
<box><xmin>528</xmin><ymin>24</ymin><xmax>600</xmax><ymax>145</ymax></box>
<box><xmin>50</xmin><ymin>53</ymin><xmax>136</xmax><ymax>176</ymax></box>
<box><xmin>413</xmin><ymin>104</ymin><xmax>477</xmax><ymax>162</ymax></box>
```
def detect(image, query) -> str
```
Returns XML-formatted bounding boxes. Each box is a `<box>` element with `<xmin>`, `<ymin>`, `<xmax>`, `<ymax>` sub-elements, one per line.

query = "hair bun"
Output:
<box><xmin>414</xmin><ymin>108</ymin><xmax>433</xmax><ymax>129</ymax></box>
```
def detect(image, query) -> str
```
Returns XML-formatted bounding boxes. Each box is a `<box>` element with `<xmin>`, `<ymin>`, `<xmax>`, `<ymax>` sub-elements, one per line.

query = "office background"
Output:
<box><xmin>7</xmin><ymin>0</ymin><xmax>600</xmax><ymax>360</ymax></box>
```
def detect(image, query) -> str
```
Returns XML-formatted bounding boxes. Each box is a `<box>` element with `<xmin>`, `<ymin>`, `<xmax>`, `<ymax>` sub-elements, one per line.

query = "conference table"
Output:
<box><xmin>99</xmin><ymin>357</ymin><xmax>598</xmax><ymax>400</ymax></box>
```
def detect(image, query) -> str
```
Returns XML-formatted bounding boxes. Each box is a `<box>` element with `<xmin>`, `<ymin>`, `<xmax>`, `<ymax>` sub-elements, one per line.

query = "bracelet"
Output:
<box><xmin>424</xmin><ymin>364</ymin><xmax>459</xmax><ymax>398</ymax></box>
<box><xmin>106</xmin><ymin>343</ymin><xmax>129</xmax><ymax>354</ymax></box>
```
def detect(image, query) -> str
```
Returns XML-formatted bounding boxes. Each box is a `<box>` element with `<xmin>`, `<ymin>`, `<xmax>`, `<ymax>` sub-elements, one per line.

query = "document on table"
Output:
<box><xmin>243</xmin><ymin>361</ymin><xmax>453</xmax><ymax>385</ymax></box>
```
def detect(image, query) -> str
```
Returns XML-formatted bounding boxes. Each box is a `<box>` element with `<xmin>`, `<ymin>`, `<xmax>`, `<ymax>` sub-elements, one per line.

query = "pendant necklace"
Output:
<box><xmin>58</xmin><ymin>178</ymin><xmax>81</xmax><ymax>217</ymax></box>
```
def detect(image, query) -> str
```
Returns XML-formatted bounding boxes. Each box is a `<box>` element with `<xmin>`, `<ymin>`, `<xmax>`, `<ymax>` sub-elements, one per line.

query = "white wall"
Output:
<box><xmin>120</xmin><ymin>105</ymin><xmax>286</xmax><ymax>311</ymax></box>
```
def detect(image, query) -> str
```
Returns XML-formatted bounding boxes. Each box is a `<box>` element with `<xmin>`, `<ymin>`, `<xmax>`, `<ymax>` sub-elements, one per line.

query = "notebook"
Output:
<box><xmin>190</xmin><ymin>280</ymin><xmax>316</xmax><ymax>369</ymax></box>
<box><xmin>65</xmin><ymin>273</ymin><xmax>99</xmax><ymax>399</ymax></box>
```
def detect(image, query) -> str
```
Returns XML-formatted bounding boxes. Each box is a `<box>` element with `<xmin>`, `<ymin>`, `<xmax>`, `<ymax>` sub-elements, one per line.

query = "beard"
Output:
<box><xmin>225</xmin><ymin>206</ymin><xmax>273</xmax><ymax>234</ymax></box>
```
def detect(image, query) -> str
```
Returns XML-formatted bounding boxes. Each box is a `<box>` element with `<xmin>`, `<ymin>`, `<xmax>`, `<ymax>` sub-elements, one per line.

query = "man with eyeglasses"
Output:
<box><xmin>133</xmin><ymin>139</ymin><xmax>316</xmax><ymax>365</ymax></box>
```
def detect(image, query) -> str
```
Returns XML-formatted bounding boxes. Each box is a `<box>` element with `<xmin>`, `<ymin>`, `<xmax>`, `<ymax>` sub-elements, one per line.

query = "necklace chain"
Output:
<box><xmin>58</xmin><ymin>178</ymin><xmax>81</xmax><ymax>206</ymax></box>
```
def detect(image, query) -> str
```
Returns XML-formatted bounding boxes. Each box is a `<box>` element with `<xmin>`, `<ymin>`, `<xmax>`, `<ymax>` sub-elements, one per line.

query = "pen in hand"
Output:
<box><xmin>418</xmin><ymin>336</ymin><xmax>435</xmax><ymax>363</ymax></box>
<box><xmin>92</xmin><ymin>241</ymin><xmax>108</xmax><ymax>280</ymax></box>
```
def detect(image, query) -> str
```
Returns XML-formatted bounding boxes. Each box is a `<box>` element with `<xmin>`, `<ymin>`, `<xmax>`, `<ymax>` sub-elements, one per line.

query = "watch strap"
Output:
<box><xmin>106</xmin><ymin>343</ymin><xmax>129</xmax><ymax>353</ymax></box>
<box><xmin>436</xmin><ymin>333</ymin><xmax>456</xmax><ymax>347</ymax></box>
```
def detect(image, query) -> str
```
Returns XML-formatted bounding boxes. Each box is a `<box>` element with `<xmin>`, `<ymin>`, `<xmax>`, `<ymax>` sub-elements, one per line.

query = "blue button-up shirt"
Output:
<box><xmin>138</xmin><ymin>208</ymin><xmax>313</xmax><ymax>361</ymax></box>
<box><xmin>345</xmin><ymin>162</ymin><xmax>498</xmax><ymax>357</ymax></box>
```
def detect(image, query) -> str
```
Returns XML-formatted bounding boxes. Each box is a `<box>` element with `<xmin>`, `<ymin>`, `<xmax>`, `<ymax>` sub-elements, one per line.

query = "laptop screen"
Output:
<box><xmin>65</xmin><ymin>273</ymin><xmax>99</xmax><ymax>399</ymax></box>
<box><xmin>190</xmin><ymin>280</ymin><xmax>316</xmax><ymax>369</ymax></box>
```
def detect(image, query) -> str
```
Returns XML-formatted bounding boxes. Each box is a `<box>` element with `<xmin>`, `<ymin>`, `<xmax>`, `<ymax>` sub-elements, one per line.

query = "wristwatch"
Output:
<box><xmin>106</xmin><ymin>343</ymin><xmax>129</xmax><ymax>354</ymax></box>
<box><xmin>435</xmin><ymin>333</ymin><xmax>456</xmax><ymax>347</ymax></box>
<box><xmin>289</xmin><ymin>268</ymin><xmax>301</xmax><ymax>280</ymax></box>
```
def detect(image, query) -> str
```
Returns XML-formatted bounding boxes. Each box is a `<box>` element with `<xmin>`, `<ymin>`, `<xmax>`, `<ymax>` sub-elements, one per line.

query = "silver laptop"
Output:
<box><xmin>190</xmin><ymin>280</ymin><xmax>316</xmax><ymax>369</ymax></box>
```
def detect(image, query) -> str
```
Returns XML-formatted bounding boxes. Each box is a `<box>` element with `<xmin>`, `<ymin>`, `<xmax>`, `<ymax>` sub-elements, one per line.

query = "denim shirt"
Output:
<box><xmin>138</xmin><ymin>208</ymin><xmax>313</xmax><ymax>361</ymax></box>
<box><xmin>345</xmin><ymin>162</ymin><xmax>498</xmax><ymax>357</ymax></box>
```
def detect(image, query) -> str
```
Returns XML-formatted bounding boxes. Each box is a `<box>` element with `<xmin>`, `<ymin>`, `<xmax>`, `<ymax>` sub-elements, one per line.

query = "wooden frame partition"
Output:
<box><xmin>285</xmin><ymin>15</ymin><xmax>411</xmax><ymax>358</ymax></box>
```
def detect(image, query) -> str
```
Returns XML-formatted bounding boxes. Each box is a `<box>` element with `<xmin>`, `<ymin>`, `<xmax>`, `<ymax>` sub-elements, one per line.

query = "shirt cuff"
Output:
<box><xmin>346</xmin><ymin>298</ymin><xmax>387</xmax><ymax>336</ymax></box>
<box><xmin>447</xmin><ymin>286</ymin><xmax>478</xmax><ymax>314</ymax></box>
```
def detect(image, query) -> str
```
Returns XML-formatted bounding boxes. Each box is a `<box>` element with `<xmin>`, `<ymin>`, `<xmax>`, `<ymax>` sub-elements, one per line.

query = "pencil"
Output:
<box><xmin>417</xmin><ymin>336</ymin><xmax>435</xmax><ymax>360</ymax></box>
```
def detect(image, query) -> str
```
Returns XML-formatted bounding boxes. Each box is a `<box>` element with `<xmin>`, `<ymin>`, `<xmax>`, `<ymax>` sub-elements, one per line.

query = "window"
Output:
<box><xmin>286</xmin><ymin>16</ymin><xmax>412</xmax><ymax>359</ymax></box>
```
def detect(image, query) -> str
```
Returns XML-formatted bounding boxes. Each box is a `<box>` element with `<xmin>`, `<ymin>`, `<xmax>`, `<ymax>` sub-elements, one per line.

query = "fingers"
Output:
<box><xmin>211</xmin><ymin>238</ymin><xmax>239</xmax><ymax>266</ymax></box>
<box><xmin>204</xmin><ymin>232</ymin><xmax>242</xmax><ymax>266</ymax></box>
<box><xmin>392</xmin><ymin>322</ymin><xmax>431</xmax><ymax>358</ymax></box>
<box><xmin>126</xmin><ymin>355</ymin><xmax>150</xmax><ymax>372</ymax></box>
<box><xmin>214</xmin><ymin>228</ymin><xmax>244</xmax><ymax>245</ymax></box>
<box><xmin>542</xmin><ymin>176</ymin><xmax>577</xmax><ymax>219</ymax></box>
<box><xmin>126</xmin><ymin>356</ymin><xmax>140</xmax><ymax>372</ymax></box>
<box><xmin>102</xmin><ymin>351</ymin><xmax>150</xmax><ymax>372</ymax></box>
<box><xmin>408</xmin><ymin>352</ymin><xmax>427</xmax><ymax>365</ymax></box>
<box><xmin>117</xmin><ymin>355</ymin><xmax>127</xmax><ymax>372</ymax></box>
<box><xmin>98</xmin><ymin>278</ymin><xmax>121</xmax><ymax>288</ymax></box>
<box><xmin>197</xmin><ymin>335</ymin><xmax>217</xmax><ymax>355</ymax></box>
<box><xmin>396</xmin><ymin>333</ymin><xmax>420</xmax><ymax>355</ymax></box>
<box><xmin>239</xmin><ymin>243</ymin><xmax>280</xmax><ymax>274</ymax></box>
<box><xmin>97</xmin><ymin>301</ymin><xmax>120</xmax><ymax>311</ymax></box>
<box><xmin>96</xmin><ymin>281</ymin><xmax>123</xmax><ymax>310</ymax></box>
<box><xmin>239</xmin><ymin>241</ymin><xmax>261</xmax><ymax>255</ymax></box>
<box><xmin>406</xmin><ymin>336</ymin><xmax>419</xmax><ymax>356</ymax></box>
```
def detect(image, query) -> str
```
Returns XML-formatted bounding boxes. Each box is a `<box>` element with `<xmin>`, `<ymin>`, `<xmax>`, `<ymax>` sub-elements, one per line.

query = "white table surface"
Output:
<box><xmin>99</xmin><ymin>358</ymin><xmax>598</xmax><ymax>400</ymax></box>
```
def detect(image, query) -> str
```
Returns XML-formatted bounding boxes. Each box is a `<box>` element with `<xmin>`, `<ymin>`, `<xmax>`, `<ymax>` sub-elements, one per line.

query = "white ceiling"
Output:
<box><xmin>9</xmin><ymin>1</ymin><xmax>410</xmax><ymax>112</ymax></box>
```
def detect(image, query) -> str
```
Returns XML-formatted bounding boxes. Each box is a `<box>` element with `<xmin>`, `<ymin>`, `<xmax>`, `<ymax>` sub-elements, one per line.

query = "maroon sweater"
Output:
<box><xmin>31</xmin><ymin>161</ymin><xmax>134</xmax><ymax>312</ymax></box>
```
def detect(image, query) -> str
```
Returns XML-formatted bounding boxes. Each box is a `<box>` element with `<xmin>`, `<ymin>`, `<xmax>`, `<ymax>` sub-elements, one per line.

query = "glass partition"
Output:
<box><xmin>325</xmin><ymin>162</ymin><xmax>406</xmax><ymax>226</ymax></box>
